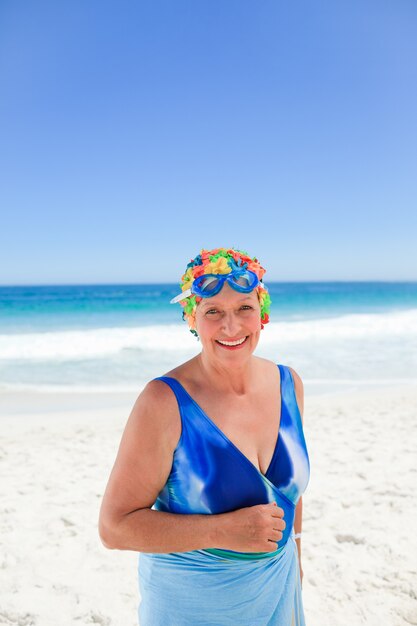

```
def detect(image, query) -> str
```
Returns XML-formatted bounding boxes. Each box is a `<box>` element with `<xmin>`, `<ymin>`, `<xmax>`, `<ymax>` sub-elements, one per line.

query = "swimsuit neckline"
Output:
<box><xmin>163</xmin><ymin>363</ymin><xmax>284</xmax><ymax>480</ymax></box>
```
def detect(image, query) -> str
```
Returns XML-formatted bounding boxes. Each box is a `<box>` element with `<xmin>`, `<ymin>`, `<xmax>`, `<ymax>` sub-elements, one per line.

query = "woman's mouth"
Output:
<box><xmin>215</xmin><ymin>336</ymin><xmax>249</xmax><ymax>349</ymax></box>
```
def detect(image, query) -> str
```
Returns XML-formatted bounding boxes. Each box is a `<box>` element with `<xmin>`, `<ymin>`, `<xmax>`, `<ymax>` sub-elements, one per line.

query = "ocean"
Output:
<box><xmin>1</xmin><ymin>282</ymin><xmax>416</xmax><ymax>395</ymax></box>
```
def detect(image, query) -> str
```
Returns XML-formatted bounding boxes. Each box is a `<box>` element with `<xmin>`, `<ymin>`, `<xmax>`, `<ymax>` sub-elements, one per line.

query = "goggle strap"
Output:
<box><xmin>170</xmin><ymin>288</ymin><xmax>192</xmax><ymax>304</ymax></box>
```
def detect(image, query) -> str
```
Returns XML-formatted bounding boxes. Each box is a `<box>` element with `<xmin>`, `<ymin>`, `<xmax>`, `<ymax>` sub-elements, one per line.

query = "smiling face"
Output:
<box><xmin>194</xmin><ymin>281</ymin><xmax>262</xmax><ymax>362</ymax></box>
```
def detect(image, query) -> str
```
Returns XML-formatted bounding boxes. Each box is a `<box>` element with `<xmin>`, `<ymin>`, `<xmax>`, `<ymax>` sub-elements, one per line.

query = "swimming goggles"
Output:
<box><xmin>170</xmin><ymin>269</ymin><xmax>262</xmax><ymax>304</ymax></box>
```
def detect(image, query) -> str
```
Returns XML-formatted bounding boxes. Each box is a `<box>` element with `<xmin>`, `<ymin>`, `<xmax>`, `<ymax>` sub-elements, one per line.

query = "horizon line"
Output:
<box><xmin>1</xmin><ymin>279</ymin><xmax>417</xmax><ymax>288</ymax></box>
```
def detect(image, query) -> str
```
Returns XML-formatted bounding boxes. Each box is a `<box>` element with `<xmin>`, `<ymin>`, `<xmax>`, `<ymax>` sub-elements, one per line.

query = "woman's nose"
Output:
<box><xmin>221</xmin><ymin>312</ymin><xmax>242</xmax><ymax>336</ymax></box>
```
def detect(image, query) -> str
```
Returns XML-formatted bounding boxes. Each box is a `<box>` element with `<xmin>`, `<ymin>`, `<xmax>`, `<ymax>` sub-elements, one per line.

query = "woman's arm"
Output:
<box><xmin>98</xmin><ymin>380</ymin><xmax>284</xmax><ymax>554</ymax></box>
<box><xmin>99</xmin><ymin>373</ymin><xmax>293</xmax><ymax>555</ymax></box>
<box><xmin>289</xmin><ymin>366</ymin><xmax>305</xmax><ymax>585</ymax></box>
<box><xmin>98</xmin><ymin>380</ymin><xmax>224</xmax><ymax>553</ymax></box>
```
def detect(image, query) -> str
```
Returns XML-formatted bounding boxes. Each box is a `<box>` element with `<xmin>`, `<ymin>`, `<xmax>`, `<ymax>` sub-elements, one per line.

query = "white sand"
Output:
<box><xmin>0</xmin><ymin>383</ymin><xmax>416</xmax><ymax>626</ymax></box>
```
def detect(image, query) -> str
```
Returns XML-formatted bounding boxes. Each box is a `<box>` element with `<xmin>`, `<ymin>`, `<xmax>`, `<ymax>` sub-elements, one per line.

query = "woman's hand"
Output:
<box><xmin>215</xmin><ymin>502</ymin><xmax>286</xmax><ymax>553</ymax></box>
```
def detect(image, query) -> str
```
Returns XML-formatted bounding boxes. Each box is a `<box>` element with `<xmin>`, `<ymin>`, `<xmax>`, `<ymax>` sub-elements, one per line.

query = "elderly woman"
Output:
<box><xmin>99</xmin><ymin>247</ymin><xmax>310</xmax><ymax>625</ymax></box>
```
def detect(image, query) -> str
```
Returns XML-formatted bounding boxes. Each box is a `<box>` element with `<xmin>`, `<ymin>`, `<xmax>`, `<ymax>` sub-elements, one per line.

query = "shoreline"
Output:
<box><xmin>1</xmin><ymin>377</ymin><xmax>415</xmax><ymax>416</ymax></box>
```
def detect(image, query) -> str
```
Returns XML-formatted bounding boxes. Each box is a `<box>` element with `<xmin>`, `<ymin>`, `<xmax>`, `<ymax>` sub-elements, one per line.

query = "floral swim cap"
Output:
<box><xmin>175</xmin><ymin>247</ymin><xmax>271</xmax><ymax>338</ymax></box>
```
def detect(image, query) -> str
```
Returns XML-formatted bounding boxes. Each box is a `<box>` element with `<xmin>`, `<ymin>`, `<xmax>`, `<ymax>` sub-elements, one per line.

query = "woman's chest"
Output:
<box><xmin>185</xmin><ymin>389</ymin><xmax>282</xmax><ymax>475</ymax></box>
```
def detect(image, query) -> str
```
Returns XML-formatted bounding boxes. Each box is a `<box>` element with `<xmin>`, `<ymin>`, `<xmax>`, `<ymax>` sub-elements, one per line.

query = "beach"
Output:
<box><xmin>1</xmin><ymin>381</ymin><xmax>416</xmax><ymax>626</ymax></box>
<box><xmin>2</xmin><ymin>0</ymin><xmax>416</xmax><ymax>620</ymax></box>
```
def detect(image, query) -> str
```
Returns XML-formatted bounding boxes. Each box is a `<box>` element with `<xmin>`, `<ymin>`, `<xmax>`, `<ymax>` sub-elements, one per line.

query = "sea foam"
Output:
<box><xmin>1</xmin><ymin>308</ymin><xmax>416</xmax><ymax>361</ymax></box>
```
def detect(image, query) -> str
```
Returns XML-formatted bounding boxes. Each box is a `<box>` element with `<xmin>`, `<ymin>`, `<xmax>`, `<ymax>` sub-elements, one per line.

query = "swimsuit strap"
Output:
<box><xmin>153</xmin><ymin>375</ymin><xmax>189</xmax><ymax>404</ymax></box>
<box><xmin>281</xmin><ymin>365</ymin><xmax>305</xmax><ymax>432</ymax></box>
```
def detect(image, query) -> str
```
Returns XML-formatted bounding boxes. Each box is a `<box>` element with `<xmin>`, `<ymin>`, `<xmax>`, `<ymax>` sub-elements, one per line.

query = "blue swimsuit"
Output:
<box><xmin>138</xmin><ymin>364</ymin><xmax>310</xmax><ymax>625</ymax></box>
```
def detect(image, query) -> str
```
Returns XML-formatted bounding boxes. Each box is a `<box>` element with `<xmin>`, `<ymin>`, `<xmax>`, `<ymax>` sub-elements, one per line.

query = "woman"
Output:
<box><xmin>99</xmin><ymin>247</ymin><xmax>310</xmax><ymax>625</ymax></box>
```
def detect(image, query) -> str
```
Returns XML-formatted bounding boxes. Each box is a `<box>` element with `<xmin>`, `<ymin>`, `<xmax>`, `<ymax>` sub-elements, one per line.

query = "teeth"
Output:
<box><xmin>217</xmin><ymin>337</ymin><xmax>247</xmax><ymax>346</ymax></box>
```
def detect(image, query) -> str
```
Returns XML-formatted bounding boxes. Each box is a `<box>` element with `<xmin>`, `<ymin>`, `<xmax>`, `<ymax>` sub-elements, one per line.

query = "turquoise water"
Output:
<box><xmin>0</xmin><ymin>282</ymin><xmax>416</xmax><ymax>392</ymax></box>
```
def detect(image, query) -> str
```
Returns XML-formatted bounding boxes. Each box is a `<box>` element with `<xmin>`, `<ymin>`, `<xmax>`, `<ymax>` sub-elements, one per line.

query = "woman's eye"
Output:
<box><xmin>205</xmin><ymin>306</ymin><xmax>252</xmax><ymax>316</ymax></box>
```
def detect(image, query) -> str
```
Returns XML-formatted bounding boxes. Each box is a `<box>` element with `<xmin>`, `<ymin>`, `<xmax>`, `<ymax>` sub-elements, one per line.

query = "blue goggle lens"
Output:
<box><xmin>194</xmin><ymin>275</ymin><xmax>222</xmax><ymax>294</ymax></box>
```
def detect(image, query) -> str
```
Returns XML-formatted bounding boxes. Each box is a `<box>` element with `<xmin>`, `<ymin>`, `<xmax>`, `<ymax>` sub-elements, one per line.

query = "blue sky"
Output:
<box><xmin>1</xmin><ymin>0</ymin><xmax>416</xmax><ymax>284</ymax></box>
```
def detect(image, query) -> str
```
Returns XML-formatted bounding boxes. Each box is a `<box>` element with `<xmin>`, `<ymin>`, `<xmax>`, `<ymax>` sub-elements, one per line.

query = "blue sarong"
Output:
<box><xmin>138</xmin><ymin>531</ymin><xmax>305</xmax><ymax>625</ymax></box>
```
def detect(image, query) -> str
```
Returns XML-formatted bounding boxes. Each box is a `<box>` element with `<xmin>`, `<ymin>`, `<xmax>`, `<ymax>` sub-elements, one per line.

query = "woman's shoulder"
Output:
<box><xmin>284</xmin><ymin>365</ymin><xmax>304</xmax><ymax>422</ymax></box>
<box><xmin>154</xmin><ymin>356</ymin><xmax>203</xmax><ymax>388</ymax></box>
<box><xmin>134</xmin><ymin>362</ymin><xmax>193</xmax><ymax>422</ymax></box>
<box><xmin>137</xmin><ymin>358</ymin><xmax>197</xmax><ymax>414</ymax></box>
<box><xmin>257</xmin><ymin>358</ymin><xmax>304</xmax><ymax>419</ymax></box>
<box><xmin>255</xmin><ymin>356</ymin><xmax>303</xmax><ymax>381</ymax></box>
<box><xmin>286</xmin><ymin>364</ymin><xmax>303</xmax><ymax>387</ymax></box>
<box><xmin>129</xmin><ymin>377</ymin><xmax>182</xmax><ymax>451</ymax></box>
